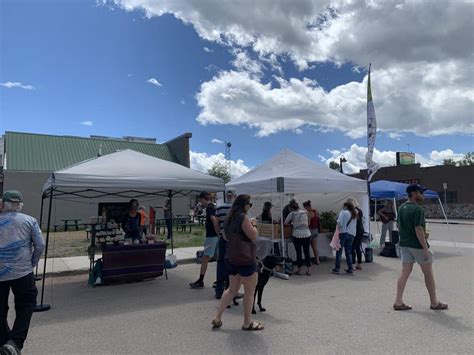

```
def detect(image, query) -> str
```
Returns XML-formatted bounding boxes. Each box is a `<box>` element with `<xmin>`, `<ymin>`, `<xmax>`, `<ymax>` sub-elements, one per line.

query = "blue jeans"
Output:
<box><xmin>215</xmin><ymin>238</ymin><xmax>228</xmax><ymax>297</ymax></box>
<box><xmin>334</xmin><ymin>233</ymin><xmax>354</xmax><ymax>271</ymax></box>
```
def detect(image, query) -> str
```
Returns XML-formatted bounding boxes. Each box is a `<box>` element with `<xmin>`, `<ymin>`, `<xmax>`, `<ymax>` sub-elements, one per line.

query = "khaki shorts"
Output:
<box><xmin>400</xmin><ymin>246</ymin><xmax>434</xmax><ymax>265</ymax></box>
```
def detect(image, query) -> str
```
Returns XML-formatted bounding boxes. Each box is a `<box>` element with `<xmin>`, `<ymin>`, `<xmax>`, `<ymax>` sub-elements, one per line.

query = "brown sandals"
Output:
<box><xmin>211</xmin><ymin>319</ymin><xmax>223</xmax><ymax>329</ymax></box>
<box><xmin>430</xmin><ymin>302</ymin><xmax>448</xmax><ymax>310</ymax></box>
<box><xmin>393</xmin><ymin>303</ymin><xmax>412</xmax><ymax>311</ymax></box>
<box><xmin>242</xmin><ymin>321</ymin><xmax>264</xmax><ymax>331</ymax></box>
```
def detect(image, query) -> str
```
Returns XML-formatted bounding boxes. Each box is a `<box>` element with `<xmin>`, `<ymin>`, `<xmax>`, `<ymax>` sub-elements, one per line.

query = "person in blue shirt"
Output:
<box><xmin>332</xmin><ymin>200</ymin><xmax>358</xmax><ymax>275</ymax></box>
<box><xmin>0</xmin><ymin>190</ymin><xmax>45</xmax><ymax>354</ymax></box>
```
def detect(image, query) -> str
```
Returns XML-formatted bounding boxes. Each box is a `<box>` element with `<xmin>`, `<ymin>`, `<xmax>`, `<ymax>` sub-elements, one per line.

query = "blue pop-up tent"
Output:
<box><xmin>370</xmin><ymin>180</ymin><xmax>439</xmax><ymax>200</ymax></box>
<box><xmin>369</xmin><ymin>180</ymin><xmax>454</xmax><ymax>247</ymax></box>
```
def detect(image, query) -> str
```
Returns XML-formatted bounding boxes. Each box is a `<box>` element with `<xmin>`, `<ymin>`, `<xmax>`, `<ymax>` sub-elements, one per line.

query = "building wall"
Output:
<box><xmin>351</xmin><ymin>164</ymin><xmax>473</xmax><ymax>219</ymax></box>
<box><xmin>165</xmin><ymin>133</ymin><xmax>192</xmax><ymax>168</ymax></box>
<box><xmin>351</xmin><ymin>164</ymin><xmax>474</xmax><ymax>204</ymax></box>
<box><xmin>3</xmin><ymin>171</ymin><xmax>193</xmax><ymax>228</ymax></box>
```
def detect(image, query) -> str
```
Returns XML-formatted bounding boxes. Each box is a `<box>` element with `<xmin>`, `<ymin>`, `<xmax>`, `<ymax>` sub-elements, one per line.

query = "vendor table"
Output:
<box><xmin>88</xmin><ymin>224</ymin><xmax>167</xmax><ymax>285</ymax></box>
<box><xmin>101</xmin><ymin>242</ymin><xmax>167</xmax><ymax>283</ymax></box>
<box><xmin>255</xmin><ymin>232</ymin><xmax>333</xmax><ymax>261</ymax></box>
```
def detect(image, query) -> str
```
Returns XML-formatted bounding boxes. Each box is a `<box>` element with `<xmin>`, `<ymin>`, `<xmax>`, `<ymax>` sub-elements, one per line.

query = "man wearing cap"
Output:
<box><xmin>393</xmin><ymin>184</ymin><xmax>448</xmax><ymax>311</ymax></box>
<box><xmin>0</xmin><ymin>191</ymin><xmax>45</xmax><ymax>354</ymax></box>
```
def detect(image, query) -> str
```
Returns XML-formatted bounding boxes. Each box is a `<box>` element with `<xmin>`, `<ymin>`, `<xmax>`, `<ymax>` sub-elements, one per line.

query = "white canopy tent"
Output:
<box><xmin>37</xmin><ymin>149</ymin><xmax>225</xmax><ymax>311</ymax></box>
<box><xmin>42</xmin><ymin>149</ymin><xmax>224</xmax><ymax>196</ymax></box>
<box><xmin>227</xmin><ymin>149</ymin><xmax>369</xmax><ymax>261</ymax></box>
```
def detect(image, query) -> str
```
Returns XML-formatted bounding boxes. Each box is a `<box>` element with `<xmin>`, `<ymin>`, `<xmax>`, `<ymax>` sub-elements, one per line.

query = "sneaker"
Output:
<box><xmin>331</xmin><ymin>268</ymin><xmax>340</xmax><ymax>274</ymax></box>
<box><xmin>189</xmin><ymin>280</ymin><xmax>204</xmax><ymax>289</ymax></box>
<box><xmin>345</xmin><ymin>269</ymin><xmax>354</xmax><ymax>275</ymax></box>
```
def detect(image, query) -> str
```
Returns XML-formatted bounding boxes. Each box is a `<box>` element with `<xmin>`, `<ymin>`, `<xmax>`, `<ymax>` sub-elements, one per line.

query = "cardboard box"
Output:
<box><xmin>257</xmin><ymin>223</ymin><xmax>292</xmax><ymax>239</ymax></box>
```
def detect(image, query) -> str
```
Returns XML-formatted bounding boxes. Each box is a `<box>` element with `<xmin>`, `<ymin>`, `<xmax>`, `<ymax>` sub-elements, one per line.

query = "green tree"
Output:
<box><xmin>208</xmin><ymin>162</ymin><xmax>231</xmax><ymax>183</ymax></box>
<box><xmin>457</xmin><ymin>152</ymin><xmax>474</xmax><ymax>166</ymax></box>
<box><xmin>329</xmin><ymin>161</ymin><xmax>340</xmax><ymax>171</ymax></box>
<box><xmin>443</xmin><ymin>158</ymin><xmax>457</xmax><ymax>166</ymax></box>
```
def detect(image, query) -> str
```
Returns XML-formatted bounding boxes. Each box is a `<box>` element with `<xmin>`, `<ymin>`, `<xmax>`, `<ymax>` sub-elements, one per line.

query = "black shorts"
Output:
<box><xmin>226</xmin><ymin>261</ymin><xmax>257</xmax><ymax>277</ymax></box>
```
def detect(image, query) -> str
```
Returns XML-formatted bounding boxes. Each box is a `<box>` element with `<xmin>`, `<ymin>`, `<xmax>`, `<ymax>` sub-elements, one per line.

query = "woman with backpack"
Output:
<box><xmin>347</xmin><ymin>198</ymin><xmax>365</xmax><ymax>271</ymax></box>
<box><xmin>211</xmin><ymin>194</ymin><xmax>264</xmax><ymax>331</ymax></box>
<box><xmin>332</xmin><ymin>200</ymin><xmax>358</xmax><ymax>275</ymax></box>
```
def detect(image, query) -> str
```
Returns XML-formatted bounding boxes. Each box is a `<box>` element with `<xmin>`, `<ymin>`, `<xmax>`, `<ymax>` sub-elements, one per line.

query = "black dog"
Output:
<box><xmin>252</xmin><ymin>255</ymin><xmax>284</xmax><ymax>314</ymax></box>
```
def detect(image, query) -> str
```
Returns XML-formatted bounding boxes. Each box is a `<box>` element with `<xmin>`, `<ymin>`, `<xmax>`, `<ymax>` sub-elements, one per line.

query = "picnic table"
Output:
<box><xmin>155</xmin><ymin>215</ymin><xmax>194</xmax><ymax>234</ymax></box>
<box><xmin>61</xmin><ymin>219</ymin><xmax>81</xmax><ymax>231</ymax></box>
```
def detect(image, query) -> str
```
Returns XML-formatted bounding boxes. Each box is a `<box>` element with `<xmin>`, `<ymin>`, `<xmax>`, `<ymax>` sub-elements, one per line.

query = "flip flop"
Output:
<box><xmin>430</xmin><ymin>302</ymin><xmax>448</xmax><ymax>310</ymax></box>
<box><xmin>393</xmin><ymin>303</ymin><xmax>412</xmax><ymax>311</ymax></box>
<box><xmin>211</xmin><ymin>319</ymin><xmax>222</xmax><ymax>329</ymax></box>
<box><xmin>242</xmin><ymin>320</ymin><xmax>264</xmax><ymax>331</ymax></box>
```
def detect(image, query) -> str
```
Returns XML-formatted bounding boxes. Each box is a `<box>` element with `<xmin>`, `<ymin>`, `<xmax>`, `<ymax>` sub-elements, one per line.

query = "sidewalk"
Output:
<box><xmin>426</xmin><ymin>219</ymin><xmax>474</xmax><ymax>225</ymax></box>
<box><xmin>37</xmin><ymin>246</ymin><xmax>201</xmax><ymax>276</ymax></box>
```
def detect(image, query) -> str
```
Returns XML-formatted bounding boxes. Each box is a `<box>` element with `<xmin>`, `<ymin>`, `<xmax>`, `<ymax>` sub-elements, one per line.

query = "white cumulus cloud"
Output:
<box><xmin>0</xmin><ymin>81</ymin><xmax>35</xmax><ymax>90</ymax></box>
<box><xmin>112</xmin><ymin>0</ymin><xmax>474</xmax><ymax>138</ymax></box>
<box><xmin>147</xmin><ymin>78</ymin><xmax>162</xmax><ymax>87</ymax></box>
<box><xmin>203</xmin><ymin>47</ymin><xmax>213</xmax><ymax>53</ymax></box>
<box><xmin>196</xmin><ymin>64</ymin><xmax>473</xmax><ymax>138</ymax></box>
<box><xmin>211</xmin><ymin>138</ymin><xmax>224</xmax><ymax>144</ymax></box>
<box><xmin>190</xmin><ymin>151</ymin><xmax>250</xmax><ymax>178</ymax></box>
<box><xmin>320</xmin><ymin>144</ymin><xmax>466</xmax><ymax>174</ymax></box>
<box><xmin>80</xmin><ymin>121</ymin><xmax>94</xmax><ymax>126</ymax></box>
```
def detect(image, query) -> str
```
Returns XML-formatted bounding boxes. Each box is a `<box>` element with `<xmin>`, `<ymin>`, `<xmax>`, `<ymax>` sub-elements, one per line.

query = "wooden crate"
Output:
<box><xmin>257</xmin><ymin>223</ymin><xmax>292</xmax><ymax>239</ymax></box>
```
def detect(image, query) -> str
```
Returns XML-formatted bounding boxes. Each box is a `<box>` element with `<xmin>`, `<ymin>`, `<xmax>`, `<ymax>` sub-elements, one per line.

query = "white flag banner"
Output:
<box><xmin>366</xmin><ymin>64</ymin><xmax>379</xmax><ymax>181</ymax></box>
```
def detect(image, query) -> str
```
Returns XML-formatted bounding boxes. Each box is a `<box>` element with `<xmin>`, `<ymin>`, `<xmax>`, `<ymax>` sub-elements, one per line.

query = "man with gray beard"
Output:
<box><xmin>0</xmin><ymin>191</ymin><xmax>45</xmax><ymax>355</ymax></box>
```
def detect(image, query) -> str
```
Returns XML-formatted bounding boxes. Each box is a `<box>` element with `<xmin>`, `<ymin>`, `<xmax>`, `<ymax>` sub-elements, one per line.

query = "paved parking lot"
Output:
<box><xmin>6</xmin><ymin>223</ymin><xmax>473</xmax><ymax>354</ymax></box>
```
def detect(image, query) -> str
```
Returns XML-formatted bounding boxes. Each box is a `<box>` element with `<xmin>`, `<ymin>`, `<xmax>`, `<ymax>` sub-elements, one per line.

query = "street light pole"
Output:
<box><xmin>443</xmin><ymin>182</ymin><xmax>448</xmax><ymax>210</ymax></box>
<box><xmin>340</xmin><ymin>156</ymin><xmax>347</xmax><ymax>174</ymax></box>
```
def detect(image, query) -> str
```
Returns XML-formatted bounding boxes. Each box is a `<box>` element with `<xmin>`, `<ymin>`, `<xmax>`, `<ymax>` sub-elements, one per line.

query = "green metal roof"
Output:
<box><xmin>5</xmin><ymin>131</ymin><xmax>178</xmax><ymax>171</ymax></box>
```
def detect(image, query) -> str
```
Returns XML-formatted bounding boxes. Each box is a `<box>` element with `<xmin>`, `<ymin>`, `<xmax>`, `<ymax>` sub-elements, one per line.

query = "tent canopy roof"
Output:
<box><xmin>227</xmin><ymin>149</ymin><xmax>367</xmax><ymax>195</ymax></box>
<box><xmin>370</xmin><ymin>180</ymin><xmax>439</xmax><ymax>200</ymax></box>
<box><xmin>42</xmin><ymin>149</ymin><xmax>224</xmax><ymax>196</ymax></box>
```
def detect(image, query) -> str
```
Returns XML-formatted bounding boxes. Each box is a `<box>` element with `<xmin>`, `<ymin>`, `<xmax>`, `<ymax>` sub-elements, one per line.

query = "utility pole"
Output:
<box><xmin>225</xmin><ymin>141</ymin><xmax>232</xmax><ymax>178</ymax></box>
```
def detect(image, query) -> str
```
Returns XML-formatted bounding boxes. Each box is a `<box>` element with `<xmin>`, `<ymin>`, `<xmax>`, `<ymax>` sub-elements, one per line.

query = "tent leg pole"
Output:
<box><xmin>35</xmin><ymin>197</ymin><xmax>45</xmax><ymax>281</ymax></box>
<box><xmin>274</xmin><ymin>192</ymin><xmax>289</xmax><ymax>280</ymax></box>
<box><xmin>438</xmin><ymin>198</ymin><xmax>456</xmax><ymax>249</ymax></box>
<box><xmin>34</xmin><ymin>187</ymin><xmax>53</xmax><ymax>312</ymax></box>
<box><xmin>168</xmin><ymin>190</ymin><xmax>174</xmax><ymax>254</ymax></box>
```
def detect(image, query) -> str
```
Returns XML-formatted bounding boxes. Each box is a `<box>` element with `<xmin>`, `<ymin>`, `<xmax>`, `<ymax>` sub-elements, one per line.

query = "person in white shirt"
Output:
<box><xmin>332</xmin><ymin>200</ymin><xmax>358</xmax><ymax>275</ymax></box>
<box><xmin>285</xmin><ymin>200</ymin><xmax>312</xmax><ymax>275</ymax></box>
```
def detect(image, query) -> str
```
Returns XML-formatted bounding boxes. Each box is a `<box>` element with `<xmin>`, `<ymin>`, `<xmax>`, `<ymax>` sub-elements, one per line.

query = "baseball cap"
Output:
<box><xmin>2</xmin><ymin>190</ymin><xmax>23</xmax><ymax>202</ymax></box>
<box><xmin>406</xmin><ymin>184</ymin><xmax>427</xmax><ymax>194</ymax></box>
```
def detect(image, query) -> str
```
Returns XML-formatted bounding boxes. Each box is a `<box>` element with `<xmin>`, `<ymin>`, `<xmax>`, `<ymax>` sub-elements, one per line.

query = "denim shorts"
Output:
<box><xmin>203</xmin><ymin>236</ymin><xmax>219</xmax><ymax>257</ymax></box>
<box><xmin>226</xmin><ymin>261</ymin><xmax>257</xmax><ymax>277</ymax></box>
<box><xmin>400</xmin><ymin>247</ymin><xmax>434</xmax><ymax>265</ymax></box>
<box><xmin>310</xmin><ymin>229</ymin><xmax>319</xmax><ymax>240</ymax></box>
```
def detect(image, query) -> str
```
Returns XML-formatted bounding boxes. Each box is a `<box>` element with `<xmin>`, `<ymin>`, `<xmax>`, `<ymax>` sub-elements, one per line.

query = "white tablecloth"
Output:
<box><xmin>255</xmin><ymin>233</ymin><xmax>333</xmax><ymax>260</ymax></box>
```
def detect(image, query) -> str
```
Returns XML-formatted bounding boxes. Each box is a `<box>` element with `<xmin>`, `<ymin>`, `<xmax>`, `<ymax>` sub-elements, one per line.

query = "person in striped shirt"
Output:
<box><xmin>215</xmin><ymin>190</ymin><xmax>235</xmax><ymax>299</ymax></box>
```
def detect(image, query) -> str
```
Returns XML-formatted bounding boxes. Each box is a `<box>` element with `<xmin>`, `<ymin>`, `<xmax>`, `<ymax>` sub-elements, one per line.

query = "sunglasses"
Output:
<box><xmin>246</xmin><ymin>202</ymin><xmax>253</xmax><ymax>207</ymax></box>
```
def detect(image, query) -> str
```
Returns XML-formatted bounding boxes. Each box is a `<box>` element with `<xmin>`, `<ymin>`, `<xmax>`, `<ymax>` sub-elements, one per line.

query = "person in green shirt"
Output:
<box><xmin>393</xmin><ymin>184</ymin><xmax>448</xmax><ymax>311</ymax></box>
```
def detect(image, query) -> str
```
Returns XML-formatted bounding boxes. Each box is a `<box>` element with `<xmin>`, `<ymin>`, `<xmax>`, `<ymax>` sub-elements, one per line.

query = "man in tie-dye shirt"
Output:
<box><xmin>0</xmin><ymin>190</ymin><xmax>45</xmax><ymax>354</ymax></box>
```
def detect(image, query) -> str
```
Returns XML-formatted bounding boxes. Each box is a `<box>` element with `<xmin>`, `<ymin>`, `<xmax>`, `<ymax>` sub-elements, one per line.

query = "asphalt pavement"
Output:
<box><xmin>8</xmin><ymin>224</ymin><xmax>474</xmax><ymax>354</ymax></box>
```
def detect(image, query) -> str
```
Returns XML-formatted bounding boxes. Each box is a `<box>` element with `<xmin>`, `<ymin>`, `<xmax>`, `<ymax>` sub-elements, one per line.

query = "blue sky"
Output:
<box><xmin>1</xmin><ymin>0</ymin><xmax>473</xmax><ymax>175</ymax></box>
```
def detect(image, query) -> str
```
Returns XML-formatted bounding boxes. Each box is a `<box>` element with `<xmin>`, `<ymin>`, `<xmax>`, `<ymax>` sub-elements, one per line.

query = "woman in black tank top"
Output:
<box><xmin>211</xmin><ymin>195</ymin><xmax>264</xmax><ymax>331</ymax></box>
